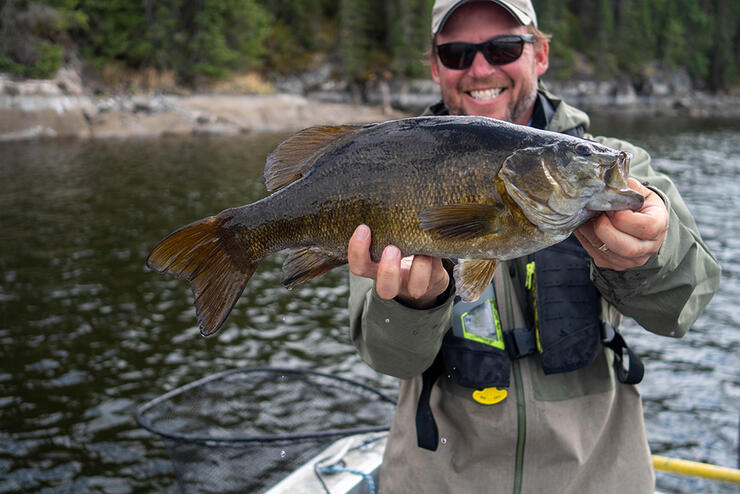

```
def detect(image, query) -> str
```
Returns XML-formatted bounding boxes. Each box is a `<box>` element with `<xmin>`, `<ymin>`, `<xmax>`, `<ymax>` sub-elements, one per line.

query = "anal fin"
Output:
<box><xmin>282</xmin><ymin>247</ymin><xmax>346</xmax><ymax>288</ymax></box>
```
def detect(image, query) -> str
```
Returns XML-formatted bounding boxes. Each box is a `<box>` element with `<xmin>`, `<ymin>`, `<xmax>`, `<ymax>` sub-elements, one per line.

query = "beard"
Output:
<box><xmin>503</xmin><ymin>85</ymin><xmax>537</xmax><ymax>123</ymax></box>
<box><xmin>443</xmin><ymin>75</ymin><xmax>538</xmax><ymax>124</ymax></box>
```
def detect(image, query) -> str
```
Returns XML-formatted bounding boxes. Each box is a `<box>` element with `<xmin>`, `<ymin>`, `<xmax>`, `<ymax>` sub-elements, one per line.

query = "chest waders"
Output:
<box><xmin>415</xmin><ymin>235</ymin><xmax>645</xmax><ymax>451</ymax></box>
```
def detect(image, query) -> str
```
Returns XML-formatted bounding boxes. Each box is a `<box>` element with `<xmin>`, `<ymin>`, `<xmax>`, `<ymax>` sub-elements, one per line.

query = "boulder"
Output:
<box><xmin>0</xmin><ymin>96</ymin><xmax>92</xmax><ymax>140</ymax></box>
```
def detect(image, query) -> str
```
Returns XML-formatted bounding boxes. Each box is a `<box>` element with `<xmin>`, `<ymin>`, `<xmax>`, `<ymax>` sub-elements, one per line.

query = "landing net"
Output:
<box><xmin>136</xmin><ymin>367</ymin><xmax>396</xmax><ymax>493</ymax></box>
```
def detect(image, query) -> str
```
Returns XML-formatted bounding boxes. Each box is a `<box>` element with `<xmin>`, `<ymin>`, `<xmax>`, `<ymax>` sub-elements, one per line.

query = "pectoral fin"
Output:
<box><xmin>282</xmin><ymin>247</ymin><xmax>346</xmax><ymax>288</ymax></box>
<box><xmin>417</xmin><ymin>203</ymin><xmax>504</xmax><ymax>241</ymax></box>
<box><xmin>454</xmin><ymin>259</ymin><xmax>498</xmax><ymax>302</ymax></box>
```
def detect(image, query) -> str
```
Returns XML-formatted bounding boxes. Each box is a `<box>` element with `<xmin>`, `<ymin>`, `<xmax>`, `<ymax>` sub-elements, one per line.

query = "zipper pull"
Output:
<box><xmin>525</xmin><ymin>261</ymin><xmax>535</xmax><ymax>290</ymax></box>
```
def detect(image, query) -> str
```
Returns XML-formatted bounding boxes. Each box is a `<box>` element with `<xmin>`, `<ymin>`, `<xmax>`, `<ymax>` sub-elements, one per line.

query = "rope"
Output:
<box><xmin>313</xmin><ymin>435</ymin><xmax>385</xmax><ymax>494</ymax></box>
<box><xmin>317</xmin><ymin>463</ymin><xmax>376</xmax><ymax>494</ymax></box>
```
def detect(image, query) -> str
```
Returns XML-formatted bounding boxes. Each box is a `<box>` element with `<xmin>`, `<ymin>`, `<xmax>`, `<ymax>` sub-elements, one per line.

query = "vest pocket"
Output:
<box><xmin>538</xmin><ymin>322</ymin><xmax>602</xmax><ymax>374</ymax></box>
<box><xmin>442</xmin><ymin>331</ymin><xmax>511</xmax><ymax>389</ymax></box>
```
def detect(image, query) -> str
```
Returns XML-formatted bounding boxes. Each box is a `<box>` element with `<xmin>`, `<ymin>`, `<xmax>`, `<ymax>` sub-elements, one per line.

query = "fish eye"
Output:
<box><xmin>575</xmin><ymin>144</ymin><xmax>592</xmax><ymax>157</ymax></box>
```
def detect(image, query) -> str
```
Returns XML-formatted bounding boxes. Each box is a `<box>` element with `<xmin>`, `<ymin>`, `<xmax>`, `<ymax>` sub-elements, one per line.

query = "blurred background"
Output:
<box><xmin>1</xmin><ymin>0</ymin><xmax>738</xmax><ymax>98</ymax></box>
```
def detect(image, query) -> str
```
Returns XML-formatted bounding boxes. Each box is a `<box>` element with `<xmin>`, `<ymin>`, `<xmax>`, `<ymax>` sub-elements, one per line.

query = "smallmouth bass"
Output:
<box><xmin>147</xmin><ymin>116</ymin><xmax>643</xmax><ymax>336</ymax></box>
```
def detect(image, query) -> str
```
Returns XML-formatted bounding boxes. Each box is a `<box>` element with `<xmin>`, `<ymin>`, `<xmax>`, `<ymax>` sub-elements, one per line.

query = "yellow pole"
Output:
<box><xmin>652</xmin><ymin>455</ymin><xmax>740</xmax><ymax>484</ymax></box>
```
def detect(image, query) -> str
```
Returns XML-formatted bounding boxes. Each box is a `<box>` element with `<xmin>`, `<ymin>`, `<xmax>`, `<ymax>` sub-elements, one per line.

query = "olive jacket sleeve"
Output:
<box><xmin>589</xmin><ymin>136</ymin><xmax>721</xmax><ymax>338</ymax></box>
<box><xmin>348</xmin><ymin>272</ymin><xmax>455</xmax><ymax>378</ymax></box>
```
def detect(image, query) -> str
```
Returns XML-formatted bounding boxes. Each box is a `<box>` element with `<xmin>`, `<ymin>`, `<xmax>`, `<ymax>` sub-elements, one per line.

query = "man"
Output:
<box><xmin>347</xmin><ymin>1</ymin><xmax>721</xmax><ymax>492</ymax></box>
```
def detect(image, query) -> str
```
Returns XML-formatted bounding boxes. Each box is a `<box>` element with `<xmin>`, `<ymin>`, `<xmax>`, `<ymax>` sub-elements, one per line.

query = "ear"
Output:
<box><xmin>534</xmin><ymin>39</ymin><xmax>549</xmax><ymax>77</ymax></box>
<box><xmin>430</xmin><ymin>48</ymin><xmax>441</xmax><ymax>84</ymax></box>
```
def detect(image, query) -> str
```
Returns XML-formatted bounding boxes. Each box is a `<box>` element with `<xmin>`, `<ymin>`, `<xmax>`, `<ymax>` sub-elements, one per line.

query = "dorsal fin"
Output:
<box><xmin>264</xmin><ymin>124</ymin><xmax>369</xmax><ymax>192</ymax></box>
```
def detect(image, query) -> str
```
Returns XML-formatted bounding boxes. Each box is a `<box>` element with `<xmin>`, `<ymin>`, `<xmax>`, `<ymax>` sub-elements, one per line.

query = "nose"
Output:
<box><xmin>468</xmin><ymin>50</ymin><xmax>498</xmax><ymax>78</ymax></box>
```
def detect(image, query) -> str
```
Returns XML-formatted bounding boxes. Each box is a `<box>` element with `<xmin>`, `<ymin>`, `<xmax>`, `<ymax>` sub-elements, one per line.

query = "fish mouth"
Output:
<box><xmin>584</xmin><ymin>186</ymin><xmax>644</xmax><ymax>211</ymax></box>
<box><xmin>585</xmin><ymin>152</ymin><xmax>644</xmax><ymax>212</ymax></box>
<box><xmin>467</xmin><ymin>88</ymin><xmax>504</xmax><ymax>101</ymax></box>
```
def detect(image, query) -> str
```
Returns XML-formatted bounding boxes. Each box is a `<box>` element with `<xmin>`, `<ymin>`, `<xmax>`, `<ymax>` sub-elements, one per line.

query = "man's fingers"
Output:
<box><xmin>429</xmin><ymin>257</ymin><xmax>450</xmax><ymax>290</ymax></box>
<box><xmin>574</xmin><ymin>223</ymin><xmax>601</xmax><ymax>250</ymax></box>
<box><xmin>573</xmin><ymin>177</ymin><xmax>668</xmax><ymax>271</ymax></box>
<box><xmin>606</xmin><ymin>204</ymin><xmax>668</xmax><ymax>243</ymax></box>
<box><xmin>347</xmin><ymin>224</ymin><xmax>377</xmax><ymax>278</ymax></box>
<box><xmin>397</xmin><ymin>255</ymin><xmax>451</xmax><ymax>308</ymax></box>
<box><xmin>592</xmin><ymin>214</ymin><xmax>651</xmax><ymax>258</ymax></box>
<box><xmin>406</xmin><ymin>255</ymin><xmax>433</xmax><ymax>299</ymax></box>
<box><xmin>576</xmin><ymin>215</ymin><xmax>655</xmax><ymax>270</ymax></box>
<box><xmin>347</xmin><ymin>224</ymin><xmax>450</xmax><ymax>303</ymax></box>
<box><xmin>375</xmin><ymin>245</ymin><xmax>402</xmax><ymax>299</ymax></box>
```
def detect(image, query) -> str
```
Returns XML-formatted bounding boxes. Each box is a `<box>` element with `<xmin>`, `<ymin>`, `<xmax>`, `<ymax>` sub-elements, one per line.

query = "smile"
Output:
<box><xmin>468</xmin><ymin>88</ymin><xmax>504</xmax><ymax>101</ymax></box>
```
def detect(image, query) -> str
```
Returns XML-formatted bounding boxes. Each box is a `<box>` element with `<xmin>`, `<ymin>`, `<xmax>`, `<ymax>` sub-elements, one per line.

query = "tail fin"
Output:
<box><xmin>146</xmin><ymin>216</ymin><xmax>257</xmax><ymax>336</ymax></box>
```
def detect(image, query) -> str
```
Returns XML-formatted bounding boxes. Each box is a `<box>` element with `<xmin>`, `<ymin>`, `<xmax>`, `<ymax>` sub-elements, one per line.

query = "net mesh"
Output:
<box><xmin>136</xmin><ymin>367</ymin><xmax>396</xmax><ymax>493</ymax></box>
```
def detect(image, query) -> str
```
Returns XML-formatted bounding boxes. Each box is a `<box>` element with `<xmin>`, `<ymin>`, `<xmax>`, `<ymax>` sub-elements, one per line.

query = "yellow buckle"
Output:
<box><xmin>472</xmin><ymin>386</ymin><xmax>507</xmax><ymax>405</ymax></box>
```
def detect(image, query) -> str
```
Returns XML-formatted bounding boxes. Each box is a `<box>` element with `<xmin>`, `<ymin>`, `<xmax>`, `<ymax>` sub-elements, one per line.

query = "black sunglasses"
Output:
<box><xmin>435</xmin><ymin>34</ymin><xmax>535</xmax><ymax>70</ymax></box>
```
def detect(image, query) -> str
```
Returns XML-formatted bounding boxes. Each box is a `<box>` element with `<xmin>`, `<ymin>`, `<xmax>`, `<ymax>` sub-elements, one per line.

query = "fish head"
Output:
<box><xmin>500</xmin><ymin>140</ymin><xmax>644</xmax><ymax>234</ymax></box>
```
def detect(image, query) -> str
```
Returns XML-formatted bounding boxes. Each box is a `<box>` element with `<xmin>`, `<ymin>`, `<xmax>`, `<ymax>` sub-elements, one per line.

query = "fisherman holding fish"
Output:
<box><xmin>346</xmin><ymin>1</ymin><xmax>721</xmax><ymax>492</ymax></box>
<box><xmin>147</xmin><ymin>0</ymin><xmax>722</xmax><ymax>491</ymax></box>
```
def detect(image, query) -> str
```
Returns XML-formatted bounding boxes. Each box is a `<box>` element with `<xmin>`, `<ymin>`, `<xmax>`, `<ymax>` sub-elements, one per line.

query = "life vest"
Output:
<box><xmin>415</xmin><ymin>235</ymin><xmax>644</xmax><ymax>451</ymax></box>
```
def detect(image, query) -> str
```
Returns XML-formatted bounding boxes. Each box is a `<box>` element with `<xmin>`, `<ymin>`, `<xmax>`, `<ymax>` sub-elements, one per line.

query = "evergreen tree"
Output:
<box><xmin>595</xmin><ymin>0</ymin><xmax>617</xmax><ymax>76</ymax></box>
<box><xmin>707</xmin><ymin>0</ymin><xmax>739</xmax><ymax>90</ymax></box>
<box><xmin>0</xmin><ymin>0</ymin><xmax>85</xmax><ymax>77</ymax></box>
<box><xmin>339</xmin><ymin>0</ymin><xmax>386</xmax><ymax>83</ymax></box>
<box><xmin>2</xmin><ymin>0</ymin><xmax>738</xmax><ymax>91</ymax></box>
<box><xmin>259</xmin><ymin>0</ymin><xmax>338</xmax><ymax>74</ymax></box>
<box><xmin>615</xmin><ymin>0</ymin><xmax>655</xmax><ymax>73</ymax></box>
<box><xmin>386</xmin><ymin>0</ymin><xmax>433</xmax><ymax>79</ymax></box>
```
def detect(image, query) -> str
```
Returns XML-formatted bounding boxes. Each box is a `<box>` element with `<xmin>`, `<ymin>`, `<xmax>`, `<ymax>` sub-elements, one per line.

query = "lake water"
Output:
<box><xmin>1</xmin><ymin>114</ymin><xmax>738</xmax><ymax>493</ymax></box>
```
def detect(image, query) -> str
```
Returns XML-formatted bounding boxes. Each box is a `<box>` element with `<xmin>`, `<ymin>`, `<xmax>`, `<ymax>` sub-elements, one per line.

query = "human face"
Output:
<box><xmin>430</xmin><ymin>2</ymin><xmax>549</xmax><ymax>125</ymax></box>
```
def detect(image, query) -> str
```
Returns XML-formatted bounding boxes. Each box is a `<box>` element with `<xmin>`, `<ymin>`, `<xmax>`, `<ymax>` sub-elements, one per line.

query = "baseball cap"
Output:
<box><xmin>432</xmin><ymin>0</ymin><xmax>538</xmax><ymax>34</ymax></box>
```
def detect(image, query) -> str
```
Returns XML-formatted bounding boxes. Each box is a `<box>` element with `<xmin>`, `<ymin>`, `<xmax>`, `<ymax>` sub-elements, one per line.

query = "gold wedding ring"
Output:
<box><xmin>598</xmin><ymin>243</ymin><xmax>609</xmax><ymax>253</ymax></box>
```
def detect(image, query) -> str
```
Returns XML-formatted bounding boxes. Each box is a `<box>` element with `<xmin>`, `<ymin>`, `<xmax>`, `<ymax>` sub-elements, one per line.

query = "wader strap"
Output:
<box><xmin>416</xmin><ymin>353</ymin><xmax>444</xmax><ymax>451</ymax></box>
<box><xmin>602</xmin><ymin>322</ymin><xmax>644</xmax><ymax>384</ymax></box>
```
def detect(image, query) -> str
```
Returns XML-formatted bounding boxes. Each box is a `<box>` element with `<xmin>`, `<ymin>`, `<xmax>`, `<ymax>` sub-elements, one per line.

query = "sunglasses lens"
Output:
<box><xmin>437</xmin><ymin>44</ymin><xmax>475</xmax><ymax>70</ymax></box>
<box><xmin>482</xmin><ymin>40</ymin><xmax>523</xmax><ymax>65</ymax></box>
<box><xmin>436</xmin><ymin>36</ymin><xmax>528</xmax><ymax>69</ymax></box>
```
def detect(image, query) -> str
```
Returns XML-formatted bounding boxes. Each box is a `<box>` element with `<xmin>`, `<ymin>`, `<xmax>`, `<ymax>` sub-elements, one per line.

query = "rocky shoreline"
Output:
<box><xmin>0</xmin><ymin>69</ymin><xmax>407</xmax><ymax>141</ymax></box>
<box><xmin>1</xmin><ymin>68</ymin><xmax>739</xmax><ymax>142</ymax></box>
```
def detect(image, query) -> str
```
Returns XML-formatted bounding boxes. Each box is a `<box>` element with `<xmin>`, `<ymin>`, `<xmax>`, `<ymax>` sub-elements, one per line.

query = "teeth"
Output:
<box><xmin>469</xmin><ymin>88</ymin><xmax>503</xmax><ymax>100</ymax></box>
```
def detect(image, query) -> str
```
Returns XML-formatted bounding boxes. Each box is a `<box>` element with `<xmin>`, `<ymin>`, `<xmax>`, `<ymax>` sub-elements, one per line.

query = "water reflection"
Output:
<box><xmin>0</xmin><ymin>117</ymin><xmax>738</xmax><ymax>493</ymax></box>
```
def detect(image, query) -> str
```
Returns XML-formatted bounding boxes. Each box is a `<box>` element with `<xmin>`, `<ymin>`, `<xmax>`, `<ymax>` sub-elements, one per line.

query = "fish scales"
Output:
<box><xmin>147</xmin><ymin>116</ymin><xmax>644</xmax><ymax>335</ymax></box>
<box><xmin>242</xmin><ymin>120</ymin><xmax>508</xmax><ymax>258</ymax></box>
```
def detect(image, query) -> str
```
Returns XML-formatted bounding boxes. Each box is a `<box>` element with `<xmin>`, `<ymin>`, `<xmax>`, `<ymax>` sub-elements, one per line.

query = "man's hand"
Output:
<box><xmin>347</xmin><ymin>224</ymin><xmax>450</xmax><ymax>309</ymax></box>
<box><xmin>575</xmin><ymin>178</ymin><xmax>669</xmax><ymax>270</ymax></box>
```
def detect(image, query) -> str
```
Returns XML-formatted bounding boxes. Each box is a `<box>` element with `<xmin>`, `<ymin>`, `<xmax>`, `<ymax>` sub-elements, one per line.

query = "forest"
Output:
<box><xmin>1</xmin><ymin>0</ymin><xmax>738</xmax><ymax>92</ymax></box>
